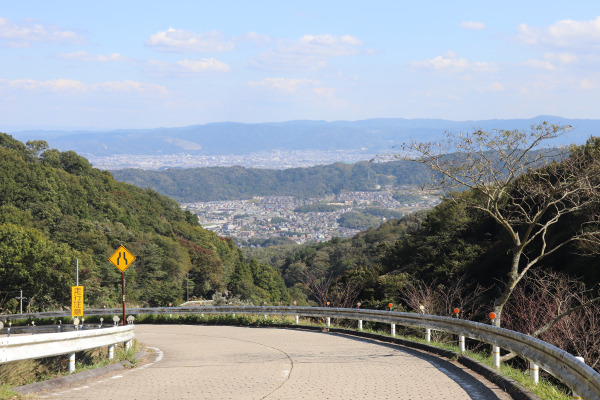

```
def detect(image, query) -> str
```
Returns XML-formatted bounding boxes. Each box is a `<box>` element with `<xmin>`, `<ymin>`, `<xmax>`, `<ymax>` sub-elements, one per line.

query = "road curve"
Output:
<box><xmin>35</xmin><ymin>325</ymin><xmax>512</xmax><ymax>399</ymax></box>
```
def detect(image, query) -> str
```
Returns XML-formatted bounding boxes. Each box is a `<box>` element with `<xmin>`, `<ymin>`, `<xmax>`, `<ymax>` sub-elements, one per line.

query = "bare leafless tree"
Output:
<box><xmin>389</xmin><ymin>123</ymin><xmax>600</xmax><ymax>326</ymax></box>
<box><xmin>503</xmin><ymin>270</ymin><xmax>600</xmax><ymax>369</ymax></box>
<box><xmin>303</xmin><ymin>269</ymin><xmax>363</xmax><ymax>308</ymax></box>
<box><xmin>328</xmin><ymin>279</ymin><xmax>362</xmax><ymax>309</ymax></box>
<box><xmin>400</xmin><ymin>275</ymin><xmax>489</xmax><ymax>320</ymax></box>
<box><xmin>302</xmin><ymin>270</ymin><xmax>334</xmax><ymax>307</ymax></box>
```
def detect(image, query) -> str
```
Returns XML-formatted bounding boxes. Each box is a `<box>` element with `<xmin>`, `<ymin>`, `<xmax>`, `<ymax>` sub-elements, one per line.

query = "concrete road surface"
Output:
<box><xmin>34</xmin><ymin>325</ymin><xmax>512</xmax><ymax>399</ymax></box>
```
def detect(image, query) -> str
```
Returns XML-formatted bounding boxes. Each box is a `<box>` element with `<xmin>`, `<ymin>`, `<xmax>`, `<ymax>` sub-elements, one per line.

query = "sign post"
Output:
<box><xmin>109</xmin><ymin>245</ymin><xmax>136</xmax><ymax>325</ymax></box>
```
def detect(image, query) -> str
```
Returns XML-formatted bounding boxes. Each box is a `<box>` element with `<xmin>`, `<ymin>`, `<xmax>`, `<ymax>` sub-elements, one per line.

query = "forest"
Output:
<box><xmin>0</xmin><ymin>133</ymin><xmax>297</xmax><ymax>313</ymax></box>
<box><xmin>111</xmin><ymin>160</ymin><xmax>432</xmax><ymax>202</ymax></box>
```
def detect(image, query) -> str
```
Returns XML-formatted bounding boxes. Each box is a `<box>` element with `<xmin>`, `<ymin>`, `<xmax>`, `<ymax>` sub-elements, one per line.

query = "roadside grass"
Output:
<box><xmin>0</xmin><ymin>340</ymin><xmax>139</xmax><ymax>400</ymax></box>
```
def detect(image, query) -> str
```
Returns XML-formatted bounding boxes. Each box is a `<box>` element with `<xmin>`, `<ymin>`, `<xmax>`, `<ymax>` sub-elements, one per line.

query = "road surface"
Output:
<box><xmin>35</xmin><ymin>325</ymin><xmax>512</xmax><ymax>399</ymax></box>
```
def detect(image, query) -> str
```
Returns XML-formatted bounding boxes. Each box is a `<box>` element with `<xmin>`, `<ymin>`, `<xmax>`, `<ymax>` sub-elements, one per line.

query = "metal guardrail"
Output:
<box><xmin>4</xmin><ymin>306</ymin><xmax>600</xmax><ymax>398</ymax></box>
<box><xmin>0</xmin><ymin>325</ymin><xmax>134</xmax><ymax>363</ymax></box>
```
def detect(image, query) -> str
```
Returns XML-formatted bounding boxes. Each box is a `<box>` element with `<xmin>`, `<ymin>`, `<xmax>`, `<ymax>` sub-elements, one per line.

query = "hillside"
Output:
<box><xmin>110</xmin><ymin>160</ymin><xmax>432</xmax><ymax>202</ymax></box>
<box><xmin>244</xmin><ymin>139</ymin><xmax>600</xmax><ymax>311</ymax></box>
<box><xmin>0</xmin><ymin>133</ymin><xmax>296</xmax><ymax>312</ymax></box>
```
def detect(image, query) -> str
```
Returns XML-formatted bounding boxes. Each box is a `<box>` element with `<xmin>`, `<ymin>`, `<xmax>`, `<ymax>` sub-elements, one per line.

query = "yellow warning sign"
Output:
<box><xmin>71</xmin><ymin>286</ymin><xmax>84</xmax><ymax>317</ymax></box>
<box><xmin>109</xmin><ymin>245</ymin><xmax>136</xmax><ymax>273</ymax></box>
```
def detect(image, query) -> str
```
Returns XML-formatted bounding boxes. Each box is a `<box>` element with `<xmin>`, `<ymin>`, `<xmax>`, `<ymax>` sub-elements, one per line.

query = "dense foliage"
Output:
<box><xmin>0</xmin><ymin>134</ymin><xmax>295</xmax><ymax>312</ymax></box>
<box><xmin>111</xmin><ymin>160</ymin><xmax>432</xmax><ymax>202</ymax></box>
<box><xmin>246</xmin><ymin>139</ymin><xmax>600</xmax><ymax>312</ymax></box>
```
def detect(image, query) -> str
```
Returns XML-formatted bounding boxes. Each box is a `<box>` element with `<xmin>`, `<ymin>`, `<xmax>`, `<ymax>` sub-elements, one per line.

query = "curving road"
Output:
<box><xmin>35</xmin><ymin>325</ymin><xmax>512</xmax><ymax>399</ymax></box>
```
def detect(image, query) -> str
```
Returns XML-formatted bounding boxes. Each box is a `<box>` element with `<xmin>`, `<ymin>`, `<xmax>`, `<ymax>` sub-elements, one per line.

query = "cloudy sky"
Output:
<box><xmin>1</xmin><ymin>1</ymin><xmax>599</xmax><ymax>130</ymax></box>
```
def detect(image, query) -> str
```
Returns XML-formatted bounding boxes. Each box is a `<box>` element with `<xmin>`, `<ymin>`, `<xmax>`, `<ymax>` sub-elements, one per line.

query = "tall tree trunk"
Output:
<box><xmin>493</xmin><ymin>249</ymin><xmax>522</xmax><ymax>327</ymax></box>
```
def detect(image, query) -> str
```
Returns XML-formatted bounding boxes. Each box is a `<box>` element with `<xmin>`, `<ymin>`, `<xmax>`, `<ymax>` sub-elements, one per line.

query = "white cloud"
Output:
<box><xmin>58</xmin><ymin>51</ymin><xmax>129</xmax><ymax>63</ymax></box>
<box><xmin>0</xmin><ymin>78</ymin><xmax>168</xmax><ymax>95</ymax></box>
<box><xmin>460</xmin><ymin>21</ymin><xmax>486</xmax><ymax>30</ymax></box>
<box><xmin>580</xmin><ymin>79</ymin><xmax>593</xmax><ymax>90</ymax></box>
<box><xmin>95</xmin><ymin>80</ymin><xmax>168</xmax><ymax>95</ymax></box>
<box><xmin>248</xmin><ymin>77</ymin><xmax>323</xmax><ymax>93</ymax></box>
<box><xmin>522</xmin><ymin>59</ymin><xmax>556</xmax><ymax>71</ymax></box>
<box><xmin>176</xmin><ymin>58</ymin><xmax>231</xmax><ymax>73</ymax></box>
<box><xmin>248</xmin><ymin>77</ymin><xmax>345</xmax><ymax>107</ymax></box>
<box><xmin>517</xmin><ymin>16</ymin><xmax>600</xmax><ymax>48</ymax></box>
<box><xmin>0</xmin><ymin>78</ymin><xmax>87</xmax><ymax>92</ymax></box>
<box><xmin>487</xmin><ymin>82</ymin><xmax>504</xmax><ymax>91</ymax></box>
<box><xmin>147</xmin><ymin>28</ymin><xmax>235</xmax><ymax>52</ymax></box>
<box><xmin>236</xmin><ymin>31</ymin><xmax>271</xmax><ymax>45</ymax></box>
<box><xmin>0</xmin><ymin>17</ymin><xmax>83</xmax><ymax>47</ymax></box>
<box><xmin>245</xmin><ymin>34</ymin><xmax>367</xmax><ymax>71</ymax></box>
<box><xmin>411</xmin><ymin>52</ymin><xmax>495</xmax><ymax>72</ymax></box>
<box><xmin>544</xmin><ymin>52</ymin><xmax>578</xmax><ymax>64</ymax></box>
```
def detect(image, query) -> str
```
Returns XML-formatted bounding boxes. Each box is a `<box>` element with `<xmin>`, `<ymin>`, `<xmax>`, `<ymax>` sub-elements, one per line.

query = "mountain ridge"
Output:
<box><xmin>9</xmin><ymin>116</ymin><xmax>599</xmax><ymax>158</ymax></box>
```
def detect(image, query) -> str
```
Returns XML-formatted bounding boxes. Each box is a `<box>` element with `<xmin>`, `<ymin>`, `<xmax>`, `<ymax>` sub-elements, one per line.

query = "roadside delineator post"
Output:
<box><xmin>68</xmin><ymin>353</ymin><xmax>76</xmax><ymax>374</ymax></box>
<box><xmin>529</xmin><ymin>361</ymin><xmax>539</xmax><ymax>385</ymax></box>
<box><xmin>264</xmin><ymin>301</ymin><xmax>267</xmax><ymax>319</ymax></box>
<box><xmin>420</xmin><ymin>305</ymin><xmax>431</xmax><ymax>342</ymax></box>
<box><xmin>293</xmin><ymin>301</ymin><xmax>299</xmax><ymax>324</ymax></box>
<box><xmin>454</xmin><ymin>308</ymin><xmax>465</xmax><ymax>353</ymax></box>
<box><xmin>357</xmin><ymin>302</ymin><xmax>363</xmax><ymax>331</ymax></box>
<box><xmin>388</xmin><ymin>303</ymin><xmax>395</xmax><ymax>337</ymax></box>
<box><xmin>108</xmin><ymin>344</ymin><xmax>115</xmax><ymax>359</ymax></box>
<box><xmin>489</xmin><ymin>312</ymin><xmax>500</xmax><ymax>369</ymax></box>
<box><xmin>571</xmin><ymin>356</ymin><xmax>585</xmax><ymax>400</ymax></box>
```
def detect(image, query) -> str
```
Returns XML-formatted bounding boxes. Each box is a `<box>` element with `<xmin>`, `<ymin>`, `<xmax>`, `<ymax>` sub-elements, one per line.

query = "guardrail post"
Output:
<box><xmin>492</xmin><ymin>345</ymin><xmax>500</xmax><ymax>369</ymax></box>
<box><xmin>425</xmin><ymin>328</ymin><xmax>431</xmax><ymax>342</ymax></box>
<box><xmin>326</xmin><ymin>317</ymin><xmax>330</xmax><ymax>327</ymax></box>
<box><xmin>108</xmin><ymin>344</ymin><xmax>115</xmax><ymax>360</ymax></box>
<box><xmin>7</xmin><ymin>322</ymin><xmax>11</xmax><ymax>337</ymax></box>
<box><xmin>571</xmin><ymin>356</ymin><xmax>585</xmax><ymax>400</ymax></box>
<box><xmin>529</xmin><ymin>361</ymin><xmax>539</xmax><ymax>385</ymax></box>
<box><xmin>358</xmin><ymin>320</ymin><xmax>363</xmax><ymax>331</ymax></box>
<box><xmin>125</xmin><ymin>340</ymin><xmax>131</xmax><ymax>350</ymax></box>
<box><xmin>391</xmin><ymin>323</ymin><xmax>396</xmax><ymax>337</ymax></box>
<box><xmin>68</xmin><ymin>353</ymin><xmax>76</xmax><ymax>373</ymax></box>
<box><xmin>459</xmin><ymin>335</ymin><xmax>465</xmax><ymax>353</ymax></box>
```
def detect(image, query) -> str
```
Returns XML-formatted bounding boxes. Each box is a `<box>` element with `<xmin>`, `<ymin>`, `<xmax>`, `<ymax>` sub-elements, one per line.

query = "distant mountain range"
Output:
<box><xmin>8</xmin><ymin>116</ymin><xmax>600</xmax><ymax>157</ymax></box>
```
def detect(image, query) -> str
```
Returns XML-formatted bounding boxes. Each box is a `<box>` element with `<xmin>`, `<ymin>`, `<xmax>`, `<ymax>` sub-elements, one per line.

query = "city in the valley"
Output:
<box><xmin>183</xmin><ymin>187</ymin><xmax>440</xmax><ymax>246</ymax></box>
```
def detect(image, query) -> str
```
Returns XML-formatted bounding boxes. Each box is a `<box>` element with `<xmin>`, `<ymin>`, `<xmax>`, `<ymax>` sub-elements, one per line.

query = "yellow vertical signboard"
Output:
<box><xmin>72</xmin><ymin>286</ymin><xmax>84</xmax><ymax>317</ymax></box>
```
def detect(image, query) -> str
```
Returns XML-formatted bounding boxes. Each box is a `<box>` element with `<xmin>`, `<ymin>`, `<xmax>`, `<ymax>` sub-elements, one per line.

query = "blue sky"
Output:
<box><xmin>1</xmin><ymin>1</ymin><xmax>599</xmax><ymax>130</ymax></box>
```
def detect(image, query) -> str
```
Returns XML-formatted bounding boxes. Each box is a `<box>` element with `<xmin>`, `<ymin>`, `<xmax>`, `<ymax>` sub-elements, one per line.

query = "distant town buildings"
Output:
<box><xmin>89</xmin><ymin>149</ymin><xmax>378</xmax><ymax>171</ymax></box>
<box><xmin>182</xmin><ymin>189</ymin><xmax>440</xmax><ymax>246</ymax></box>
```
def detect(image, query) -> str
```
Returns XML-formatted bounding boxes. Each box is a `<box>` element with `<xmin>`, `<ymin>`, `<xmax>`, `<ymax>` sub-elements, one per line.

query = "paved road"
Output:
<box><xmin>35</xmin><ymin>325</ymin><xmax>512</xmax><ymax>399</ymax></box>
